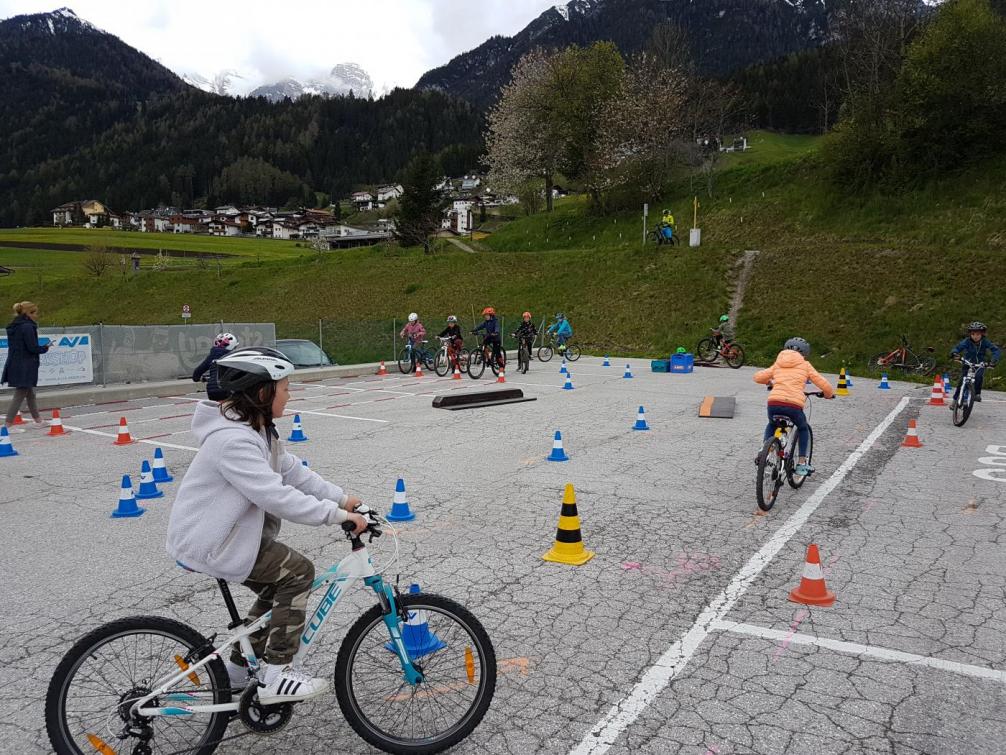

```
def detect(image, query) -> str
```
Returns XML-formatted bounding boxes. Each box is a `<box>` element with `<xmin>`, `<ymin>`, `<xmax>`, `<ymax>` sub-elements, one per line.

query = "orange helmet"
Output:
<box><xmin>522</xmin><ymin>311</ymin><xmax>531</xmax><ymax>319</ymax></box>
<box><xmin>482</xmin><ymin>307</ymin><xmax>495</xmax><ymax>316</ymax></box>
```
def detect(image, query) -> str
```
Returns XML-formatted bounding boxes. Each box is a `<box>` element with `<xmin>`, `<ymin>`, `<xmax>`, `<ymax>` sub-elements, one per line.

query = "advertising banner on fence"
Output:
<box><xmin>0</xmin><ymin>333</ymin><xmax>94</xmax><ymax>387</ymax></box>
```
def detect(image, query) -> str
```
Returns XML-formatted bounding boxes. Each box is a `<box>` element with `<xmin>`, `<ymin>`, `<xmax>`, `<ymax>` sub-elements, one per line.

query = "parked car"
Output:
<box><xmin>274</xmin><ymin>339</ymin><xmax>333</xmax><ymax>368</ymax></box>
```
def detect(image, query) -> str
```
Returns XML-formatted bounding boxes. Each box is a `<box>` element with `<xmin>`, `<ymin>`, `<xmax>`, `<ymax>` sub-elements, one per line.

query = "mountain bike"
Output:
<box><xmin>433</xmin><ymin>336</ymin><xmax>469</xmax><ymax>377</ymax></box>
<box><xmin>537</xmin><ymin>334</ymin><xmax>580</xmax><ymax>363</ymax></box>
<box><xmin>696</xmin><ymin>329</ymin><xmax>745</xmax><ymax>368</ymax></box>
<box><xmin>950</xmin><ymin>357</ymin><xmax>987</xmax><ymax>427</ymax></box>
<box><xmin>512</xmin><ymin>334</ymin><xmax>533</xmax><ymax>374</ymax></box>
<box><xmin>45</xmin><ymin>508</ymin><xmax>497</xmax><ymax>755</ymax></box>
<box><xmin>398</xmin><ymin>337</ymin><xmax>435</xmax><ymax>374</ymax></box>
<box><xmin>647</xmin><ymin>224</ymin><xmax>678</xmax><ymax>246</ymax></box>
<box><xmin>867</xmin><ymin>334</ymin><xmax>936</xmax><ymax>376</ymax></box>
<box><xmin>756</xmin><ymin>390</ymin><xmax>829</xmax><ymax>511</ymax></box>
<box><xmin>467</xmin><ymin>334</ymin><xmax>505</xmax><ymax>379</ymax></box>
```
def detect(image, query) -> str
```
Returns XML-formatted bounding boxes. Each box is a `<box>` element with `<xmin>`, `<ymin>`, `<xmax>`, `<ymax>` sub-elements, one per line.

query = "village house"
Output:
<box><xmin>351</xmin><ymin>192</ymin><xmax>374</xmax><ymax>211</ymax></box>
<box><xmin>443</xmin><ymin>199</ymin><xmax>476</xmax><ymax>235</ymax></box>
<box><xmin>376</xmin><ymin>184</ymin><xmax>404</xmax><ymax>203</ymax></box>
<box><xmin>209</xmin><ymin>219</ymin><xmax>241</xmax><ymax>237</ymax></box>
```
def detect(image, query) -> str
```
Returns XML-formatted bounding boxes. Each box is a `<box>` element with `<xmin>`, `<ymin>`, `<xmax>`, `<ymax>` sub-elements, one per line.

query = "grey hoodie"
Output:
<box><xmin>166</xmin><ymin>401</ymin><xmax>349</xmax><ymax>583</ymax></box>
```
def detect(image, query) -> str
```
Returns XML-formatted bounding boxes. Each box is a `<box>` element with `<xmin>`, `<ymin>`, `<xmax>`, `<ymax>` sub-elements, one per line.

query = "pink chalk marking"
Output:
<box><xmin>772</xmin><ymin>609</ymin><xmax>810</xmax><ymax>662</ymax></box>
<box><xmin>621</xmin><ymin>562</ymin><xmax>642</xmax><ymax>571</ymax></box>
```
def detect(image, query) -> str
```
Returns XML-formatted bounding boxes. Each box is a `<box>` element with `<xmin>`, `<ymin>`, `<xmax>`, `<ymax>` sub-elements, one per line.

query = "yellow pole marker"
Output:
<box><xmin>465</xmin><ymin>646</ymin><xmax>476</xmax><ymax>685</ymax></box>
<box><xmin>174</xmin><ymin>655</ymin><xmax>201</xmax><ymax>686</ymax></box>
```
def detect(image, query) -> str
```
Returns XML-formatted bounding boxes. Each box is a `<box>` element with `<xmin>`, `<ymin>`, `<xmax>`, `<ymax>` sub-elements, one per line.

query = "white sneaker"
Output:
<box><xmin>257</xmin><ymin>664</ymin><xmax>330</xmax><ymax>704</ymax></box>
<box><xmin>224</xmin><ymin>659</ymin><xmax>250</xmax><ymax>689</ymax></box>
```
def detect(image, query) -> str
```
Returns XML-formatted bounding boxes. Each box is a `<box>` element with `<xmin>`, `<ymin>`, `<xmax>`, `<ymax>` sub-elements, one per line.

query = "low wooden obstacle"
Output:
<box><xmin>433</xmin><ymin>388</ymin><xmax>537</xmax><ymax>411</ymax></box>
<box><xmin>698</xmin><ymin>396</ymin><xmax>736</xmax><ymax>418</ymax></box>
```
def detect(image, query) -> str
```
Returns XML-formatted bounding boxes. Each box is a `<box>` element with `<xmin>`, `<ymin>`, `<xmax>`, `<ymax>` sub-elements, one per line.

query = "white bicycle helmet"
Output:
<box><xmin>446</xmin><ymin>315</ymin><xmax>457</xmax><ymax>323</ymax></box>
<box><xmin>214</xmin><ymin>332</ymin><xmax>239</xmax><ymax>351</ymax></box>
<box><xmin>216</xmin><ymin>347</ymin><xmax>294</xmax><ymax>394</ymax></box>
<box><xmin>408</xmin><ymin>312</ymin><xmax>418</xmax><ymax>323</ymax></box>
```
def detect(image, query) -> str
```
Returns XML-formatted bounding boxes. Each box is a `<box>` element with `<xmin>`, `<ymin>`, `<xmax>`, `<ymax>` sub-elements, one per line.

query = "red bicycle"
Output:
<box><xmin>867</xmin><ymin>334</ymin><xmax>936</xmax><ymax>376</ymax></box>
<box><xmin>696</xmin><ymin>329</ymin><xmax>746</xmax><ymax>368</ymax></box>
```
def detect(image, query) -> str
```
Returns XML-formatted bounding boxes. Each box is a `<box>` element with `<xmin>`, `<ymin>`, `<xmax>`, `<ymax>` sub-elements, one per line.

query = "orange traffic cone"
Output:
<box><xmin>928</xmin><ymin>376</ymin><xmax>944</xmax><ymax>406</ymax></box>
<box><xmin>497</xmin><ymin>368</ymin><xmax>506</xmax><ymax>384</ymax></box>
<box><xmin>113</xmin><ymin>417</ymin><xmax>136</xmax><ymax>446</ymax></box>
<box><xmin>12</xmin><ymin>411</ymin><xmax>25</xmax><ymax>426</ymax></box>
<box><xmin>377</xmin><ymin>360</ymin><xmax>388</xmax><ymax>376</ymax></box>
<box><xmin>788</xmin><ymin>544</ymin><xmax>836</xmax><ymax>606</ymax></box>
<box><xmin>901</xmin><ymin>419</ymin><xmax>923</xmax><ymax>448</ymax></box>
<box><xmin>452</xmin><ymin>364</ymin><xmax>462</xmax><ymax>380</ymax></box>
<box><xmin>414</xmin><ymin>362</ymin><xmax>423</xmax><ymax>378</ymax></box>
<box><xmin>47</xmin><ymin>409</ymin><xmax>68</xmax><ymax>437</ymax></box>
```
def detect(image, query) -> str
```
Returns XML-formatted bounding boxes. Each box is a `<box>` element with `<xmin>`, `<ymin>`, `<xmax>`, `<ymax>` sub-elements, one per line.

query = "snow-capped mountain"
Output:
<box><xmin>181</xmin><ymin>70</ymin><xmax>245</xmax><ymax>96</ymax></box>
<box><xmin>249</xmin><ymin>63</ymin><xmax>374</xmax><ymax>102</ymax></box>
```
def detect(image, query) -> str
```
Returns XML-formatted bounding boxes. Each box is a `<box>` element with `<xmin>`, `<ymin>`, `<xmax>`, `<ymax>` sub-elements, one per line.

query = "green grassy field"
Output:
<box><xmin>1</xmin><ymin>131</ymin><xmax>1003</xmax><ymax>379</ymax></box>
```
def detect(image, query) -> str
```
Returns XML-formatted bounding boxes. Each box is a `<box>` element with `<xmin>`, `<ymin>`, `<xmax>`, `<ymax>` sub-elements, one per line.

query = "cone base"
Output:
<box><xmin>543</xmin><ymin>547</ymin><xmax>595</xmax><ymax>565</ymax></box>
<box><xmin>113</xmin><ymin>438</ymin><xmax>136</xmax><ymax>446</ymax></box>
<box><xmin>836</xmin><ymin>389</ymin><xmax>849</xmax><ymax>396</ymax></box>
<box><xmin>633</xmin><ymin>423</ymin><xmax>649</xmax><ymax>431</ymax></box>
<box><xmin>287</xmin><ymin>436</ymin><xmax>308</xmax><ymax>443</ymax></box>
<box><xmin>788</xmin><ymin>587</ymin><xmax>835</xmax><ymax>606</ymax></box>
<box><xmin>928</xmin><ymin>399</ymin><xmax>944</xmax><ymax>406</ymax></box>
<box><xmin>385</xmin><ymin>630</ymin><xmax>447</xmax><ymax>658</ymax></box>
<box><xmin>47</xmin><ymin>429</ymin><xmax>68</xmax><ymax>437</ymax></box>
<box><xmin>562</xmin><ymin>385</ymin><xmax>573</xmax><ymax>390</ymax></box>
<box><xmin>0</xmin><ymin>449</ymin><xmax>19</xmax><ymax>457</ymax></box>
<box><xmin>878</xmin><ymin>386</ymin><xmax>890</xmax><ymax>390</ymax></box>
<box><xmin>546</xmin><ymin>452</ymin><xmax>569</xmax><ymax>462</ymax></box>
<box><xmin>387</xmin><ymin>504</ymin><xmax>415</xmax><ymax>522</ymax></box>
<box><xmin>153</xmin><ymin>473</ymin><xmax>174</xmax><ymax>483</ymax></box>
<box><xmin>135</xmin><ymin>490</ymin><xmax>164</xmax><ymax>500</ymax></box>
<box><xmin>901</xmin><ymin>438</ymin><xmax>923</xmax><ymax>448</ymax></box>
<box><xmin>112</xmin><ymin>506</ymin><xmax>145</xmax><ymax>518</ymax></box>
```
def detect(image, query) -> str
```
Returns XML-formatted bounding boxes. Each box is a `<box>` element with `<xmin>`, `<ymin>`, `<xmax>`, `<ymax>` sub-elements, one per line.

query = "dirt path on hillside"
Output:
<box><xmin>728</xmin><ymin>249</ymin><xmax>759</xmax><ymax>323</ymax></box>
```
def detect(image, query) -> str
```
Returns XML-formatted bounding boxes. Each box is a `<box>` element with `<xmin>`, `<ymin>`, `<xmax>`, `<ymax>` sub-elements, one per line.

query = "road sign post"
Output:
<box><xmin>182</xmin><ymin>304</ymin><xmax>191</xmax><ymax>323</ymax></box>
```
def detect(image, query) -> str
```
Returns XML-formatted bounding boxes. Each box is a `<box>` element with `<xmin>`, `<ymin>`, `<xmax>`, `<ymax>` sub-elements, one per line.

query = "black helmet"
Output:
<box><xmin>783</xmin><ymin>337</ymin><xmax>811</xmax><ymax>358</ymax></box>
<box><xmin>967</xmin><ymin>321</ymin><xmax>987</xmax><ymax>333</ymax></box>
<box><xmin>216</xmin><ymin>347</ymin><xmax>294</xmax><ymax>394</ymax></box>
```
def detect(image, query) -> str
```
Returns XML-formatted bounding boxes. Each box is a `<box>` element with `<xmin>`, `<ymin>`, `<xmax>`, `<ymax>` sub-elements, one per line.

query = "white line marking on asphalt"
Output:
<box><xmin>714</xmin><ymin>621</ymin><xmax>1006</xmax><ymax>683</ymax></box>
<box><xmin>291</xmin><ymin>408</ymin><xmax>389</xmax><ymax>424</ymax></box>
<box><xmin>571</xmin><ymin>396</ymin><xmax>911</xmax><ymax>755</ymax></box>
<box><xmin>62</xmin><ymin>425</ymin><xmax>198</xmax><ymax>452</ymax></box>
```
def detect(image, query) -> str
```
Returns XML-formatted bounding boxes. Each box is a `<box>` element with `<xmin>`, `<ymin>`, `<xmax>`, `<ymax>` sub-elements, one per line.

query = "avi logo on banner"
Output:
<box><xmin>0</xmin><ymin>333</ymin><xmax>94</xmax><ymax>387</ymax></box>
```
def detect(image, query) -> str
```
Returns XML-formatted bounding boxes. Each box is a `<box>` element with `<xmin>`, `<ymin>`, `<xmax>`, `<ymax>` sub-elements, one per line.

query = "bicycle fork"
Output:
<box><xmin>366</xmin><ymin>576</ymin><xmax>424</xmax><ymax>685</ymax></box>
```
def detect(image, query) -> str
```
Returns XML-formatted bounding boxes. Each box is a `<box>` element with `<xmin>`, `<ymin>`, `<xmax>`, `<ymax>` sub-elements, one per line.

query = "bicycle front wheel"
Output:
<box><xmin>565</xmin><ymin>344</ymin><xmax>581</xmax><ymax>361</ymax></box>
<box><xmin>787</xmin><ymin>426</ymin><xmax>814</xmax><ymax>489</ymax></box>
<box><xmin>518</xmin><ymin>345</ymin><xmax>529</xmax><ymax>373</ymax></box>
<box><xmin>398</xmin><ymin>350</ymin><xmax>414</xmax><ymax>374</ymax></box>
<box><xmin>756</xmin><ymin>437</ymin><xmax>784</xmax><ymax>511</ymax></box>
<box><xmin>335</xmin><ymin>593</ymin><xmax>497</xmax><ymax>754</ymax></box>
<box><xmin>434</xmin><ymin>350</ymin><xmax>451</xmax><ymax>377</ymax></box>
<box><xmin>490</xmin><ymin>349</ymin><xmax>505</xmax><ymax>377</ymax></box>
<box><xmin>697</xmin><ymin>338</ymin><xmax>719</xmax><ymax>363</ymax></box>
<box><xmin>467</xmin><ymin>349</ymin><xmax>486</xmax><ymax>379</ymax></box>
<box><xmin>953</xmin><ymin>383</ymin><xmax>973</xmax><ymax>427</ymax></box>
<box><xmin>537</xmin><ymin>345</ymin><xmax>554</xmax><ymax>362</ymax></box>
<box><xmin>46</xmin><ymin>616</ymin><xmax>230</xmax><ymax>755</ymax></box>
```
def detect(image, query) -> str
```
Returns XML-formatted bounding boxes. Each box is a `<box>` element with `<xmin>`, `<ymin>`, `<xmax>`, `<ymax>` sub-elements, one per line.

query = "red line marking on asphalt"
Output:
<box><xmin>327</xmin><ymin>404</ymin><xmax>351</xmax><ymax>409</ymax></box>
<box><xmin>90</xmin><ymin>422</ymin><xmax>122</xmax><ymax>429</ymax></box>
<box><xmin>157</xmin><ymin>414</ymin><xmax>192</xmax><ymax>421</ymax></box>
<box><xmin>141</xmin><ymin>433</ymin><xmax>172</xmax><ymax>440</ymax></box>
<box><xmin>94</xmin><ymin>400</ymin><xmax>129</xmax><ymax>405</ymax></box>
<box><xmin>374</xmin><ymin>397</ymin><xmax>396</xmax><ymax>402</ymax></box>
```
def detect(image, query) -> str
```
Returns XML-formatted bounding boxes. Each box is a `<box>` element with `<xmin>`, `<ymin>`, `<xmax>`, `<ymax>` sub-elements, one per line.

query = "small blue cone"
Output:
<box><xmin>0</xmin><ymin>426</ymin><xmax>18</xmax><ymax>457</ymax></box>
<box><xmin>386</xmin><ymin>478</ymin><xmax>415</xmax><ymax>522</ymax></box>
<box><xmin>547</xmin><ymin>430</ymin><xmax>569</xmax><ymax>462</ymax></box>
<box><xmin>624</xmin><ymin>364</ymin><xmax>633</xmax><ymax>379</ymax></box>
<box><xmin>943</xmin><ymin>373</ymin><xmax>951</xmax><ymax>395</ymax></box>
<box><xmin>151</xmin><ymin>447</ymin><xmax>173</xmax><ymax>483</ymax></box>
<box><xmin>560</xmin><ymin>359</ymin><xmax>567</xmax><ymax>375</ymax></box>
<box><xmin>633</xmin><ymin>406</ymin><xmax>650</xmax><ymax>431</ymax></box>
<box><xmin>112</xmin><ymin>475</ymin><xmax>145</xmax><ymax>518</ymax></box>
<box><xmin>302</xmin><ymin>459</ymin><xmax>309</xmax><ymax>466</ymax></box>
<box><xmin>603</xmin><ymin>356</ymin><xmax>610</xmax><ymax>367</ymax></box>
<box><xmin>878</xmin><ymin>373</ymin><xmax>890</xmax><ymax>390</ymax></box>
<box><xmin>135</xmin><ymin>460</ymin><xmax>164</xmax><ymax>500</ymax></box>
<box><xmin>562</xmin><ymin>373</ymin><xmax>574</xmax><ymax>390</ymax></box>
<box><xmin>386</xmin><ymin>584</ymin><xmax>447</xmax><ymax>658</ymax></box>
<box><xmin>845</xmin><ymin>371</ymin><xmax>853</xmax><ymax>388</ymax></box>
<box><xmin>287</xmin><ymin>414</ymin><xmax>308</xmax><ymax>443</ymax></box>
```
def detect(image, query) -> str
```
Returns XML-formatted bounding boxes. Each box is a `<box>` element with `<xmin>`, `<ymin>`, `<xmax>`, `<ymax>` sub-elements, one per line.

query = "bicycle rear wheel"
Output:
<box><xmin>867</xmin><ymin>352</ymin><xmax>895</xmax><ymax>374</ymax></box>
<box><xmin>46</xmin><ymin>616</ymin><xmax>230</xmax><ymax>755</ymax></box>
<box><xmin>565</xmin><ymin>344</ymin><xmax>581</xmax><ymax>361</ymax></box>
<box><xmin>786</xmin><ymin>426</ymin><xmax>814</xmax><ymax>489</ymax></box>
<box><xmin>914</xmin><ymin>355</ymin><xmax>937</xmax><ymax>376</ymax></box>
<box><xmin>697</xmin><ymin>338</ymin><xmax>719</xmax><ymax>363</ymax></box>
<box><xmin>467</xmin><ymin>349</ymin><xmax>486</xmax><ymax>379</ymax></box>
<box><xmin>756</xmin><ymin>437</ymin><xmax>784</xmax><ymax>511</ymax></box>
<box><xmin>537</xmin><ymin>345</ymin><xmax>554</xmax><ymax>362</ymax></box>
<box><xmin>953</xmin><ymin>383</ymin><xmax>973</xmax><ymax>427</ymax></box>
<box><xmin>335</xmin><ymin>593</ymin><xmax>497</xmax><ymax>754</ymax></box>
<box><xmin>724</xmin><ymin>344</ymin><xmax>745</xmax><ymax>369</ymax></box>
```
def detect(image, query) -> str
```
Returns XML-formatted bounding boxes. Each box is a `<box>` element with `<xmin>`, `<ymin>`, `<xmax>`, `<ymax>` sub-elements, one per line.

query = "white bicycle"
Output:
<box><xmin>45</xmin><ymin>508</ymin><xmax>496</xmax><ymax>754</ymax></box>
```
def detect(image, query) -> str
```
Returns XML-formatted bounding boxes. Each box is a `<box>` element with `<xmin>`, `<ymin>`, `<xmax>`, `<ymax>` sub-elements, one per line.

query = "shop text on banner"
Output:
<box><xmin>0</xmin><ymin>333</ymin><xmax>94</xmax><ymax>387</ymax></box>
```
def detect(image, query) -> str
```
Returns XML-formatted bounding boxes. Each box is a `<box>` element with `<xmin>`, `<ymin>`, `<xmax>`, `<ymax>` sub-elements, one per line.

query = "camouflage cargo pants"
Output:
<box><xmin>230</xmin><ymin>540</ymin><xmax>315</xmax><ymax>666</ymax></box>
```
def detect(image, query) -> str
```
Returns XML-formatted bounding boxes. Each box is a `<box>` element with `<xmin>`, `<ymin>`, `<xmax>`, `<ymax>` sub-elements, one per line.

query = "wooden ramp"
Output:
<box><xmin>698</xmin><ymin>396</ymin><xmax>736</xmax><ymax>418</ymax></box>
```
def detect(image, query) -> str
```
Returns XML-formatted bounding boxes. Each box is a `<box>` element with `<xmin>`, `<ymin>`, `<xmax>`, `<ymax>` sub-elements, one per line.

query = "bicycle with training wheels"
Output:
<box><xmin>467</xmin><ymin>333</ymin><xmax>505</xmax><ymax>379</ymax></box>
<box><xmin>45</xmin><ymin>507</ymin><xmax>497</xmax><ymax>755</ymax></box>
<box><xmin>696</xmin><ymin>329</ymin><xmax>745</xmax><ymax>368</ymax></box>
<box><xmin>537</xmin><ymin>334</ymin><xmax>580</xmax><ymax>363</ymax></box>
<box><xmin>433</xmin><ymin>336</ymin><xmax>469</xmax><ymax>377</ymax></box>
<box><xmin>398</xmin><ymin>337</ymin><xmax>435</xmax><ymax>374</ymax></box>
<box><xmin>867</xmin><ymin>334</ymin><xmax>936</xmax><ymax>376</ymax></box>
<box><xmin>950</xmin><ymin>357</ymin><xmax>987</xmax><ymax>427</ymax></box>
<box><xmin>756</xmin><ymin>389</ymin><xmax>831</xmax><ymax>511</ymax></box>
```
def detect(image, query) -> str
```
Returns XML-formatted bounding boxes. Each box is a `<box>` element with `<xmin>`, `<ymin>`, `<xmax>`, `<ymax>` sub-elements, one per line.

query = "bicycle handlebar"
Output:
<box><xmin>340</xmin><ymin>505</ymin><xmax>383</xmax><ymax>542</ymax></box>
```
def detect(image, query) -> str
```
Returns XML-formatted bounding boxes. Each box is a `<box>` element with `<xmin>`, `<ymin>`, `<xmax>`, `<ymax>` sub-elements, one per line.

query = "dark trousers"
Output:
<box><xmin>764</xmin><ymin>405</ymin><xmax>810</xmax><ymax>457</ymax></box>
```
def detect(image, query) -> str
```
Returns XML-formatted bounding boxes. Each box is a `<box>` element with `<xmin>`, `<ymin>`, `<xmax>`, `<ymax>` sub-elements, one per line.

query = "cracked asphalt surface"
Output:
<box><xmin>2</xmin><ymin>358</ymin><xmax>1004</xmax><ymax>754</ymax></box>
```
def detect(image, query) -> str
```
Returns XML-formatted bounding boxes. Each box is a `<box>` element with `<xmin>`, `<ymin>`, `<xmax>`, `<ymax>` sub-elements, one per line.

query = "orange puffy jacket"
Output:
<box><xmin>753</xmin><ymin>350</ymin><xmax>835</xmax><ymax>408</ymax></box>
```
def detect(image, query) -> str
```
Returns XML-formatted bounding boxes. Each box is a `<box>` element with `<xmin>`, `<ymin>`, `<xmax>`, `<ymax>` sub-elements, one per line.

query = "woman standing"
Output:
<box><xmin>2</xmin><ymin>301</ymin><xmax>51</xmax><ymax>430</ymax></box>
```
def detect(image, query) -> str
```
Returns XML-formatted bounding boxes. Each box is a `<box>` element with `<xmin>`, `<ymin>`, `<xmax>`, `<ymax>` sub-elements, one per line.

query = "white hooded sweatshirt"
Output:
<box><xmin>166</xmin><ymin>401</ymin><xmax>349</xmax><ymax>583</ymax></box>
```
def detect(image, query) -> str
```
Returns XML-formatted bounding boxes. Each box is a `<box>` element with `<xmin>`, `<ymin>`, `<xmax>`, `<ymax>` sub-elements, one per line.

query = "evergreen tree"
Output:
<box><xmin>395</xmin><ymin>153</ymin><xmax>443</xmax><ymax>253</ymax></box>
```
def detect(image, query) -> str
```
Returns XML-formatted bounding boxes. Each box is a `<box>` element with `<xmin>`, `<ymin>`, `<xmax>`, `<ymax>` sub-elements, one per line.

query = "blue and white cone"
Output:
<box><xmin>943</xmin><ymin>373</ymin><xmax>951</xmax><ymax>395</ymax></box>
<box><xmin>878</xmin><ymin>373</ymin><xmax>890</xmax><ymax>390</ymax></box>
<box><xmin>287</xmin><ymin>414</ymin><xmax>308</xmax><ymax>443</ymax></box>
<box><xmin>623</xmin><ymin>364</ymin><xmax>633</xmax><ymax>379</ymax></box>
<box><xmin>563</xmin><ymin>373</ymin><xmax>574</xmax><ymax>390</ymax></box>
<box><xmin>135</xmin><ymin>460</ymin><xmax>164</xmax><ymax>500</ymax></box>
<box><xmin>112</xmin><ymin>475</ymin><xmax>145</xmax><ymax>518</ymax></box>
<box><xmin>560</xmin><ymin>359</ymin><xmax>567</xmax><ymax>375</ymax></box>
<box><xmin>386</xmin><ymin>584</ymin><xmax>447</xmax><ymax>658</ymax></box>
<box><xmin>151</xmin><ymin>447</ymin><xmax>173</xmax><ymax>483</ymax></box>
<box><xmin>633</xmin><ymin>406</ymin><xmax>650</xmax><ymax>431</ymax></box>
<box><xmin>603</xmin><ymin>356</ymin><xmax>610</xmax><ymax>367</ymax></box>
<box><xmin>302</xmin><ymin>459</ymin><xmax>309</xmax><ymax>466</ymax></box>
<box><xmin>845</xmin><ymin>371</ymin><xmax>853</xmax><ymax>388</ymax></box>
<box><xmin>547</xmin><ymin>430</ymin><xmax>569</xmax><ymax>462</ymax></box>
<box><xmin>386</xmin><ymin>478</ymin><xmax>415</xmax><ymax>522</ymax></box>
<box><xmin>0</xmin><ymin>426</ymin><xmax>18</xmax><ymax>458</ymax></box>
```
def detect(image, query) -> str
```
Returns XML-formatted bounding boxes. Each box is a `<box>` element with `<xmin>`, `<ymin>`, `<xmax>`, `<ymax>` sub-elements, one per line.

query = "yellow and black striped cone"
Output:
<box><xmin>542</xmin><ymin>484</ymin><xmax>595</xmax><ymax>565</ymax></box>
<box><xmin>836</xmin><ymin>368</ymin><xmax>849</xmax><ymax>396</ymax></box>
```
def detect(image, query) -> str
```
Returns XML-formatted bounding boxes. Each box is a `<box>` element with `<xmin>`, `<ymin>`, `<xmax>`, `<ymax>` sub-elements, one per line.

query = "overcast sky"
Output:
<box><xmin>0</xmin><ymin>0</ymin><xmax>559</xmax><ymax>93</ymax></box>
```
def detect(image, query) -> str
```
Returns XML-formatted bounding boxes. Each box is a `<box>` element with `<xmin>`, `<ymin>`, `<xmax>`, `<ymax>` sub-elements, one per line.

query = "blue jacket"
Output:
<box><xmin>951</xmin><ymin>337</ymin><xmax>1001</xmax><ymax>364</ymax></box>
<box><xmin>1</xmin><ymin>315</ymin><xmax>49</xmax><ymax>388</ymax></box>
<box><xmin>474</xmin><ymin>317</ymin><xmax>501</xmax><ymax>339</ymax></box>
<box><xmin>193</xmin><ymin>345</ymin><xmax>230</xmax><ymax>399</ymax></box>
<box><xmin>548</xmin><ymin>319</ymin><xmax>572</xmax><ymax>337</ymax></box>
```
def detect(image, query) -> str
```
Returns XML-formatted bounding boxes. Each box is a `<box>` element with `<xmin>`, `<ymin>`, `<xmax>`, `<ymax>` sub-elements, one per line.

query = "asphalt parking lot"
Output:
<box><xmin>2</xmin><ymin>357</ymin><xmax>1004</xmax><ymax>754</ymax></box>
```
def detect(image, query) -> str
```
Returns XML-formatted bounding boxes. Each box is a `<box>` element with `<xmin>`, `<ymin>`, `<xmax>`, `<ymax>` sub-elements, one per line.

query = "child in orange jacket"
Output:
<box><xmin>753</xmin><ymin>337</ymin><xmax>834</xmax><ymax>476</ymax></box>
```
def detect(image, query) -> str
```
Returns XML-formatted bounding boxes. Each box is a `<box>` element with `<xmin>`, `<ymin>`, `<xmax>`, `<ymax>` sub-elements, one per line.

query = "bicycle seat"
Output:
<box><xmin>770</xmin><ymin>415</ymin><xmax>794</xmax><ymax>427</ymax></box>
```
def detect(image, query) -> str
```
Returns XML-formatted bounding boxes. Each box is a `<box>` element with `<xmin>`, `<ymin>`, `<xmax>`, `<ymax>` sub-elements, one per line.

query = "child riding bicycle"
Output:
<box><xmin>438</xmin><ymin>315</ymin><xmax>465</xmax><ymax>369</ymax></box>
<box><xmin>752</xmin><ymin>337</ymin><xmax>835</xmax><ymax>476</ymax></box>
<box><xmin>711</xmin><ymin>314</ymin><xmax>733</xmax><ymax>348</ymax></box>
<box><xmin>472</xmin><ymin>306</ymin><xmax>503</xmax><ymax>367</ymax></box>
<box><xmin>546</xmin><ymin>312</ymin><xmax>573</xmax><ymax>353</ymax></box>
<box><xmin>166</xmin><ymin>346</ymin><xmax>368</xmax><ymax>705</ymax></box>
<box><xmin>949</xmin><ymin>321</ymin><xmax>1001</xmax><ymax>408</ymax></box>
